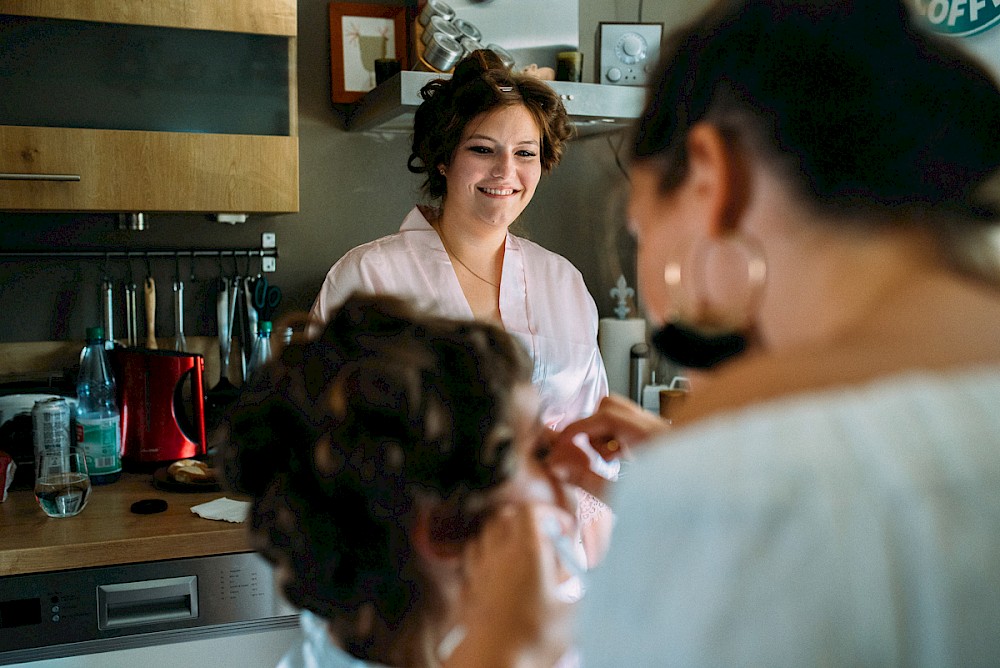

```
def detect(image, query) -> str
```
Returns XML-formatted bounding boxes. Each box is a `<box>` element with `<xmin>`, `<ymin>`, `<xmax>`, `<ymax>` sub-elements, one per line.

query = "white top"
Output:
<box><xmin>578</xmin><ymin>367</ymin><xmax>1000</xmax><ymax>666</ymax></box>
<box><xmin>281</xmin><ymin>612</ymin><xmax>577</xmax><ymax>668</ymax></box>
<box><xmin>309</xmin><ymin>206</ymin><xmax>609</xmax><ymax>430</ymax></box>
<box><xmin>277</xmin><ymin>612</ymin><xmax>389</xmax><ymax>668</ymax></box>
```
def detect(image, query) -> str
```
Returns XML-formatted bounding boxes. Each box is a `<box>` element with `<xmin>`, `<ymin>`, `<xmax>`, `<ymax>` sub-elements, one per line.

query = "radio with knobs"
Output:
<box><xmin>597</xmin><ymin>22</ymin><xmax>663</xmax><ymax>86</ymax></box>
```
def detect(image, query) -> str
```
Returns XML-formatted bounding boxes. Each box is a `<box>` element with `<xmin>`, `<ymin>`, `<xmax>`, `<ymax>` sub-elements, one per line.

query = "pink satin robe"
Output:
<box><xmin>309</xmin><ymin>207</ymin><xmax>609</xmax><ymax>430</ymax></box>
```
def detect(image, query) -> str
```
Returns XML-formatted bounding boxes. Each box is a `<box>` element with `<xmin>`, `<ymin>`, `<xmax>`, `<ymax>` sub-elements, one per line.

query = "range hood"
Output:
<box><xmin>345</xmin><ymin>70</ymin><xmax>647</xmax><ymax>138</ymax></box>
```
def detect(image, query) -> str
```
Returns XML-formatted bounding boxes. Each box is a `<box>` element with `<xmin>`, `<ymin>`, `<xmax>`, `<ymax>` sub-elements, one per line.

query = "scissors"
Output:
<box><xmin>252</xmin><ymin>276</ymin><xmax>282</xmax><ymax>322</ymax></box>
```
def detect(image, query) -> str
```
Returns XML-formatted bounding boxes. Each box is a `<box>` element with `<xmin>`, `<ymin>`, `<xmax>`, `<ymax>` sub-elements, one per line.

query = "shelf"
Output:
<box><xmin>346</xmin><ymin>70</ymin><xmax>647</xmax><ymax>137</ymax></box>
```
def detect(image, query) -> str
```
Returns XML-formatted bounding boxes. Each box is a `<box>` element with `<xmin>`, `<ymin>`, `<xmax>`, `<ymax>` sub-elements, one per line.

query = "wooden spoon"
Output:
<box><xmin>144</xmin><ymin>276</ymin><xmax>158</xmax><ymax>349</ymax></box>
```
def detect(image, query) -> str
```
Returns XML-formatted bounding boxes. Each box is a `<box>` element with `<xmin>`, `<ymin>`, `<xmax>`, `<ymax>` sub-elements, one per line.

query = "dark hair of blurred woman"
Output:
<box><xmin>220</xmin><ymin>293</ymin><xmax>532</xmax><ymax>666</ymax></box>
<box><xmin>635</xmin><ymin>0</ymin><xmax>1000</xmax><ymax>283</ymax></box>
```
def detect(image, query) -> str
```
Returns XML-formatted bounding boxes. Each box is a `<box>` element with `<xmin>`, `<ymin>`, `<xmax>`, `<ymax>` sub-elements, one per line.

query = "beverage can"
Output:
<box><xmin>32</xmin><ymin>397</ymin><xmax>71</xmax><ymax>463</ymax></box>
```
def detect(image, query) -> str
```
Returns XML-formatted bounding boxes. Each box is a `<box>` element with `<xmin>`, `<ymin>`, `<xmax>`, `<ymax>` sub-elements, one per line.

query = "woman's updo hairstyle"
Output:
<box><xmin>408</xmin><ymin>49</ymin><xmax>573</xmax><ymax>200</ymax></box>
<box><xmin>220</xmin><ymin>293</ymin><xmax>532</xmax><ymax>662</ymax></box>
<box><xmin>636</xmin><ymin>0</ymin><xmax>1000</xmax><ymax>225</ymax></box>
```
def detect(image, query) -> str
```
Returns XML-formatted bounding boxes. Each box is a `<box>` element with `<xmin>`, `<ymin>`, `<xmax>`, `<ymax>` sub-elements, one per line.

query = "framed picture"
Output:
<box><xmin>329</xmin><ymin>2</ymin><xmax>409</xmax><ymax>104</ymax></box>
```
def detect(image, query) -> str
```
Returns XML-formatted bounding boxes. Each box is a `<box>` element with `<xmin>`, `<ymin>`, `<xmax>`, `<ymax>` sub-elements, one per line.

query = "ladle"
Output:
<box><xmin>204</xmin><ymin>273</ymin><xmax>240</xmax><ymax>434</ymax></box>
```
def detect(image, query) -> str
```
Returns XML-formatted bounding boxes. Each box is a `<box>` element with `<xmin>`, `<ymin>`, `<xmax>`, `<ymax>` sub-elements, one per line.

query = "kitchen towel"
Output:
<box><xmin>191</xmin><ymin>497</ymin><xmax>250</xmax><ymax>523</ymax></box>
<box><xmin>598</xmin><ymin>317</ymin><xmax>647</xmax><ymax>397</ymax></box>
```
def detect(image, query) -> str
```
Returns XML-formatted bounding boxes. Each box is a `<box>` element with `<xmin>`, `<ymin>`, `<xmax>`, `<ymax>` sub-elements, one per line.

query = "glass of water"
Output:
<box><xmin>35</xmin><ymin>447</ymin><xmax>92</xmax><ymax>518</ymax></box>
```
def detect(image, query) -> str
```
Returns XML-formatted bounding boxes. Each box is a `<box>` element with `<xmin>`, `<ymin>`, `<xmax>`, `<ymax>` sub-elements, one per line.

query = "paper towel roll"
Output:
<box><xmin>598</xmin><ymin>318</ymin><xmax>647</xmax><ymax>397</ymax></box>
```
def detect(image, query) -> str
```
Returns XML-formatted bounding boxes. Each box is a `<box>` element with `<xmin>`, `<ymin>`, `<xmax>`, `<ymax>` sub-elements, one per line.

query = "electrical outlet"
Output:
<box><xmin>262</xmin><ymin>233</ymin><xmax>276</xmax><ymax>271</ymax></box>
<box><xmin>597</xmin><ymin>22</ymin><xmax>663</xmax><ymax>86</ymax></box>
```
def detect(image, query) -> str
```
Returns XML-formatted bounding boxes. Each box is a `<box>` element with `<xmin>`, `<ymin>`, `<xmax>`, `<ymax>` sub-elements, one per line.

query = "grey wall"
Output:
<box><xmin>0</xmin><ymin>1</ymin><xmax>704</xmax><ymax>345</ymax></box>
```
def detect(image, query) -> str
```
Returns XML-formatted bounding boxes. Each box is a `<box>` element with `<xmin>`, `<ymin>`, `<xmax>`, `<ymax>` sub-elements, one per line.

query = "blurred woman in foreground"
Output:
<box><xmin>451</xmin><ymin>1</ymin><xmax>1000</xmax><ymax>665</ymax></box>
<box><xmin>222</xmin><ymin>295</ymin><xmax>577</xmax><ymax>667</ymax></box>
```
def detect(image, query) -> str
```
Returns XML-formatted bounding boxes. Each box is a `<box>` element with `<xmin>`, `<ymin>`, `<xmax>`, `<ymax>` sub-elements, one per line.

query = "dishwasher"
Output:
<box><xmin>0</xmin><ymin>552</ymin><xmax>300</xmax><ymax>667</ymax></box>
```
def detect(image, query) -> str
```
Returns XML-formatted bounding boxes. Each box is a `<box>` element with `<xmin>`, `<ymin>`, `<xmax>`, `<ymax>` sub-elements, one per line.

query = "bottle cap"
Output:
<box><xmin>85</xmin><ymin>326</ymin><xmax>105</xmax><ymax>342</ymax></box>
<box><xmin>260</xmin><ymin>321</ymin><xmax>273</xmax><ymax>334</ymax></box>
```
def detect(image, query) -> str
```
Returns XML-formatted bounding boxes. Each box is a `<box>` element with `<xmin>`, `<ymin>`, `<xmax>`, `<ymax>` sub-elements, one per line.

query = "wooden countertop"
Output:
<box><xmin>0</xmin><ymin>472</ymin><xmax>252</xmax><ymax>576</ymax></box>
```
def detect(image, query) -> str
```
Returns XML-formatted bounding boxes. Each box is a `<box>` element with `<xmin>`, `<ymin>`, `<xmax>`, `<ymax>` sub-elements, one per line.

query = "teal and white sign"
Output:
<box><xmin>910</xmin><ymin>0</ymin><xmax>1000</xmax><ymax>37</ymax></box>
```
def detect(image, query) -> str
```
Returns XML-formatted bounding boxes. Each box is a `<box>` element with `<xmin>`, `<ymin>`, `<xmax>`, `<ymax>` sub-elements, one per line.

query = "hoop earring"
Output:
<box><xmin>651</xmin><ymin>235</ymin><xmax>767</xmax><ymax>369</ymax></box>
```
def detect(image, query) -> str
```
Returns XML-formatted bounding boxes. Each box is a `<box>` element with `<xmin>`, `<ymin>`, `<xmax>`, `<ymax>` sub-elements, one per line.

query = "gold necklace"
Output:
<box><xmin>437</xmin><ymin>230</ymin><xmax>501</xmax><ymax>289</ymax></box>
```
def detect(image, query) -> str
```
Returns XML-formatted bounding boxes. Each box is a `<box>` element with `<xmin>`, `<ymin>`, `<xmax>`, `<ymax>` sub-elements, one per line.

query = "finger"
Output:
<box><xmin>584</xmin><ymin>395</ymin><xmax>671</xmax><ymax>452</ymax></box>
<box><xmin>553</xmin><ymin>420</ymin><xmax>615</xmax><ymax>456</ymax></box>
<box><xmin>545</xmin><ymin>433</ymin><xmax>592</xmax><ymax>476</ymax></box>
<box><xmin>554</xmin><ymin>420</ymin><xmax>627</xmax><ymax>464</ymax></box>
<box><xmin>590</xmin><ymin>435</ymin><xmax>628</xmax><ymax>460</ymax></box>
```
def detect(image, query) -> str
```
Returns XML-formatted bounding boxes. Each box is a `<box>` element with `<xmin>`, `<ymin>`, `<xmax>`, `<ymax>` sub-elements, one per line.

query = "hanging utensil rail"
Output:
<box><xmin>0</xmin><ymin>247</ymin><xmax>278</xmax><ymax>271</ymax></box>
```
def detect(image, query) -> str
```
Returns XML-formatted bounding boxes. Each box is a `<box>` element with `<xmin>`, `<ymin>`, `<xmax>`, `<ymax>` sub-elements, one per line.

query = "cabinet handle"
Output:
<box><xmin>0</xmin><ymin>172</ymin><xmax>81</xmax><ymax>182</ymax></box>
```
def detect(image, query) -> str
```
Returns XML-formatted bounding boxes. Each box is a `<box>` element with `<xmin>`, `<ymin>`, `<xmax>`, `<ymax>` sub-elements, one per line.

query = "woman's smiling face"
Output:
<box><xmin>441</xmin><ymin>104</ymin><xmax>543</xmax><ymax>230</ymax></box>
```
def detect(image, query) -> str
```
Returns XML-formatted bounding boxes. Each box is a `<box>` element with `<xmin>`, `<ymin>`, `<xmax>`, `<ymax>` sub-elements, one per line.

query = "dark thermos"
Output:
<box><xmin>629</xmin><ymin>342</ymin><xmax>650</xmax><ymax>404</ymax></box>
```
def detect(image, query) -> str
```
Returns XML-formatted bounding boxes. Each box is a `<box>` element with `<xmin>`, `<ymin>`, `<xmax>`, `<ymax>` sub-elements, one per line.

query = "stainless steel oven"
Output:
<box><xmin>0</xmin><ymin>552</ymin><xmax>297</xmax><ymax>665</ymax></box>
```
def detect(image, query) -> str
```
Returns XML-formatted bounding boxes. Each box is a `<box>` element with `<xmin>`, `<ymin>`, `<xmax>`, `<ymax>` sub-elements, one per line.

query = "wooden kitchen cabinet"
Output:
<box><xmin>0</xmin><ymin>1</ymin><xmax>299</xmax><ymax>214</ymax></box>
<box><xmin>0</xmin><ymin>126</ymin><xmax>298</xmax><ymax>213</ymax></box>
<box><xmin>0</xmin><ymin>0</ymin><xmax>297</xmax><ymax>35</ymax></box>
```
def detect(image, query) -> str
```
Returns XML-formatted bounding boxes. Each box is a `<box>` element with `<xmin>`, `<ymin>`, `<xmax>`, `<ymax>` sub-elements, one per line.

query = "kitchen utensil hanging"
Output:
<box><xmin>244</xmin><ymin>277</ymin><xmax>258</xmax><ymax>347</ymax></box>
<box><xmin>227</xmin><ymin>254</ymin><xmax>247</xmax><ymax>383</ymax></box>
<box><xmin>205</xmin><ymin>258</ymin><xmax>241</xmax><ymax>435</ymax></box>
<box><xmin>100</xmin><ymin>256</ymin><xmax>115</xmax><ymax>349</ymax></box>
<box><xmin>143</xmin><ymin>277</ymin><xmax>157</xmax><ymax>349</ymax></box>
<box><xmin>142</xmin><ymin>254</ymin><xmax>157</xmax><ymax>350</ymax></box>
<box><xmin>233</xmin><ymin>252</ymin><xmax>261</xmax><ymax>379</ymax></box>
<box><xmin>251</xmin><ymin>276</ymin><xmax>282</xmax><ymax>322</ymax></box>
<box><xmin>0</xmin><ymin>242</ymin><xmax>278</xmax><ymax>353</ymax></box>
<box><xmin>213</xmin><ymin>255</ymin><xmax>231</xmax><ymax>386</ymax></box>
<box><xmin>214</xmin><ymin>278</ymin><xmax>234</xmax><ymax>390</ymax></box>
<box><xmin>123</xmin><ymin>258</ymin><xmax>138</xmax><ymax>348</ymax></box>
<box><xmin>173</xmin><ymin>254</ymin><xmax>187</xmax><ymax>352</ymax></box>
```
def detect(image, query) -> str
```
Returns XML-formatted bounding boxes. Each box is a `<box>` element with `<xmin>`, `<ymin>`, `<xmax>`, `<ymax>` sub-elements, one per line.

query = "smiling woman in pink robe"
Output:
<box><xmin>309</xmin><ymin>50</ymin><xmax>613</xmax><ymax>569</ymax></box>
<box><xmin>309</xmin><ymin>206</ymin><xmax>608</xmax><ymax>432</ymax></box>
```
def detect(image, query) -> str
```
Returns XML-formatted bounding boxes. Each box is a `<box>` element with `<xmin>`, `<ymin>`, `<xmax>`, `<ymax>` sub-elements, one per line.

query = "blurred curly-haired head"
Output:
<box><xmin>220</xmin><ymin>293</ymin><xmax>532</xmax><ymax>664</ymax></box>
<box><xmin>408</xmin><ymin>49</ymin><xmax>573</xmax><ymax>200</ymax></box>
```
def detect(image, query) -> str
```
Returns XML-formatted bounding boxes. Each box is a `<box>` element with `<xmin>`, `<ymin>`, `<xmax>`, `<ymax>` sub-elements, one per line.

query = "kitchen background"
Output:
<box><xmin>3</xmin><ymin>3</ymin><xmax>1000</xmax><ymax>668</ymax></box>
<box><xmin>2</xmin><ymin>0</ymin><xmax>998</xmax><ymax>351</ymax></box>
<box><xmin>2</xmin><ymin>4</ymin><xmax>705</xmax><ymax>666</ymax></box>
<box><xmin>0</xmin><ymin>0</ymin><xmax>711</xmax><ymax>353</ymax></box>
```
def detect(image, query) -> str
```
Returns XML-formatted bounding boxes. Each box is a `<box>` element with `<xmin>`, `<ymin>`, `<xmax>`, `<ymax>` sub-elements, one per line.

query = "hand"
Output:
<box><xmin>549</xmin><ymin>394</ymin><xmax>671</xmax><ymax>499</ymax></box>
<box><xmin>447</xmin><ymin>504</ymin><xmax>574</xmax><ymax>667</ymax></box>
<box><xmin>560</xmin><ymin>393</ymin><xmax>670</xmax><ymax>459</ymax></box>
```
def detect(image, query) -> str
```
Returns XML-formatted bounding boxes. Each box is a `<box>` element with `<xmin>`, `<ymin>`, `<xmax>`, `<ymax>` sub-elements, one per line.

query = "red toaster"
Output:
<box><xmin>111</xmin><ymin>348</ymin><xmax>207</xmax><ymax>470</ymax></box>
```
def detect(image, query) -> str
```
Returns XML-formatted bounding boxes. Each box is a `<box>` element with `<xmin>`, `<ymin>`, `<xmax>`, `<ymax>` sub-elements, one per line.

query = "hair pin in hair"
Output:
<box><xmin>499</xmin><ymin>86</ymin><xmax>513</xmax><ymax>92</ymax></box>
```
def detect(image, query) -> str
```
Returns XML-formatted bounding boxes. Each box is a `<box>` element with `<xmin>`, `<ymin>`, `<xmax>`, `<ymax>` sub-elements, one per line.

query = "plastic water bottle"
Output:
<box><xmin>76</xmin><ymin>326</ymin><xmax>122</xmax><ymax>485</ymax></box>
<box><xmin>246</xmin><ymin>320</ymin><xmax>273</xmax><ymax>382</ymax></box>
